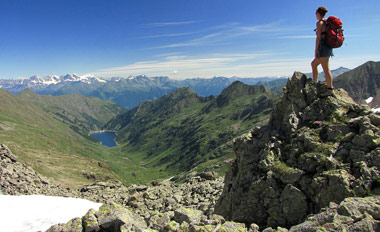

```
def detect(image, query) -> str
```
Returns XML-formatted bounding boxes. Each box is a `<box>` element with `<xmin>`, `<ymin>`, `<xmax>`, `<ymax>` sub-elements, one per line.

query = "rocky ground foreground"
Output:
<box><xmin>1</xmin><ymin>72</ymin><xmax>380</xmax><ymax>232</ymax></box>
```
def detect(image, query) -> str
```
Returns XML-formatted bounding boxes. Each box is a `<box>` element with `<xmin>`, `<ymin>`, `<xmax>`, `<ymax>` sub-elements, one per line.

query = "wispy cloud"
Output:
<box><xmin>150</xmin><ymin>21</ymin><xmax>290</xmax><ymax>49</ymax></box>
<box><xmin>93</xmin><ymin>52</ymin><xmax>312</xmax><ymax>79</ymax></box>
<box><xmin>144</xmin><ymin>21</ymin><xmax>201</xmax><ymax>27</ymax></box>
<box><xmin>140</xmin><ymin>32</ymin><xmax>196</xmax><ymax>39</ymax></box>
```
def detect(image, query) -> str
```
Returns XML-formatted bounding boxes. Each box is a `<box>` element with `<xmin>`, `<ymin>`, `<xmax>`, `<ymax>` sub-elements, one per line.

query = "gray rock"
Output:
<box><xmin>215</xmin><ymin>72</ymin><xmax>380</xmax><ymax>229</ymax></box>
<box><xmin>174</xmin><ymin>207</ymin><xmax>203</xmax><ymax>225</ymax></box>
<box><xmin>82</xmin><ymin>209</ymin><xmax>99</xmax><ymax>232</ymax></box>
<box><xmin>220</xmin><ymin>221</ymin><xmax>247</xmax><ymax>232</ymax></box>
<box><xmin>289</xmin><ymin>196</ymin><xmax>380</xmax><ymax>232</ymax></box>
<box><xmin>280</xmin><ymin>184</ymin><xmax>308</xmax><ymax>225</ymax></box>
<box><xmin>96</xmin><ymin>202</ymin><xmax>147</xmax><ymax>231</ymax></box>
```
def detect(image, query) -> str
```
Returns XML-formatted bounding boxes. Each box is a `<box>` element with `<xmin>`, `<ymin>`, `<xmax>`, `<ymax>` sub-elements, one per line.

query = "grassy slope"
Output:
<box><xmin>0</xmin><ymin>89</ymin><xmax>122</xmax><ymax>188</ymax></box>
<box><xmin>17</xmin><ymin>89</ymin><xmax>126</xmax><ymax>135</ymax></box>
<box><xmin>105</xmin><ymin>82</ymin><xmax>279</xmax><ymax>183</ymax></box>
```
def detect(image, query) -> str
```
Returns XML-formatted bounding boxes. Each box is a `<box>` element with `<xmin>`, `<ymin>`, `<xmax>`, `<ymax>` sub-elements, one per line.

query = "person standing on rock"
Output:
<box><xmin>311</xmin><ymin>6</ymin><xmax>334</xmax><ymax>93</ymax></box>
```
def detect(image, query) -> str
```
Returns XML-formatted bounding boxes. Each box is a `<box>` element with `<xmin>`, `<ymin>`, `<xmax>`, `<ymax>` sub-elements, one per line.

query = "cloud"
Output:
<box><xmin>140</xmin><ymin>32</ymin><xmax>196</xmax><ymax>39</ymax></box>
<box><xmin>151</xmin><ymin>21</ymin><xmax>289</xmax><ymax>49</ymax></box>
<box><xmin>93</xmin><ymin>52</ymin><xmax>311</xmax><ymax>79</ymax></box>
<box><xmin>144</xmin><ymin>21</ymin><xmax>201</xmax><ymax>27</ymax></box>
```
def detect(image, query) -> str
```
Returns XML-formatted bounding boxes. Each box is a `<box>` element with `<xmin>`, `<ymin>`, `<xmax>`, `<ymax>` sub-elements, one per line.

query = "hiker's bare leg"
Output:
<box><xmin>320</xmin><ymin>57</ymin><xmax>333</xmax><ymax>88</ymax></box>
<box><xmin>311</xmin><ymin>58</ymin><xmax>321</xmax><ymax>82</ymax></box>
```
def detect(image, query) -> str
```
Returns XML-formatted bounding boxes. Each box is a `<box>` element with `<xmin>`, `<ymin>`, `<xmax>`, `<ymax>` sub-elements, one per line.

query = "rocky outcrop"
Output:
<box><xmin>289</xmin><ymin>196</ymin><xmax>380</xmax><ymax>232</ymax></box>
<box><xmin>77</xmin><ymin>174</ymin><xmax>225</xmax><ymax>230</ymax></box>
<box><xmin>47</xmin><ymin>202</ymin><xmax>148</xmax><ymax>232</ymax></box>
<box><xmin>47</xmin><ymin>201</ymin><xmax>251</xmax><ymax>232</ymax></box>
<box><xmin>215</xmin><ymin>72</ymin><xmax>380</xmax><ymax>229</ymax></box>
<box><xmin>0</xmin><ymin>144</ymin><xmax>75</xmax><ymax>196</ymax></box>
<box><xmin>46</xmin><ymin>176</ymin><xmax>252</xmax><ymax>232</ymax></box>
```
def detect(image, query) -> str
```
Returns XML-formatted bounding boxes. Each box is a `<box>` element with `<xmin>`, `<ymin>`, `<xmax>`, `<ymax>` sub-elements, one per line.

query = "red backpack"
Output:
<box><xmin>324</xmin><ymin>16</ymin><xmax>344</xmax><ymax>48</ymax></box>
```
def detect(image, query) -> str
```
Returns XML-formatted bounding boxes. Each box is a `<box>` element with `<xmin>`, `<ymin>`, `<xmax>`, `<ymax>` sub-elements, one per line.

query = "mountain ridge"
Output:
<box><xmin>103</xmin><ymin>81</ymin><xmax>278</xmax><ymax>183</ymax></box>
<box><xmin>0</xmin><ymin>89</ymin><xmax>124</xmax><ymax>188</ymax></box>
<box><xmin>334</xmin><ymin>60</ymin><xmax>380</xmax><ymax>110</ymax></box>
<box><xmin>0</xmin><ymin>73</ymin><xmax>286</xmax><ymax>109</ymax></box>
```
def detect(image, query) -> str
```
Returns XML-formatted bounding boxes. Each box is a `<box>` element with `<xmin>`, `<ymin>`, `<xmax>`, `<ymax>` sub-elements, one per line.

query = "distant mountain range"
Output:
<box><xmin>305</xmin><ymin>66</ymin><xmax>351</xmax><ymax>80</ymax></box>
<box><xmin>0</xmin><ymin>74</ymin><xmax>285</xmax><ymax>109</ymax></box>
<box><xmin>0</xmin><ymin>67</ymin><xmax>351</xmax><ymax>109</ymax></box>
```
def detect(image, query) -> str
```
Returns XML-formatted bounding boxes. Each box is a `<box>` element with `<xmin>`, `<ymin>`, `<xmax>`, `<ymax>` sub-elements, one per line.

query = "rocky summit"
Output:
<box><xmin>215</xmin><ymin>72</ymin><xmax>380</xmax><ymax>230</ymax></box>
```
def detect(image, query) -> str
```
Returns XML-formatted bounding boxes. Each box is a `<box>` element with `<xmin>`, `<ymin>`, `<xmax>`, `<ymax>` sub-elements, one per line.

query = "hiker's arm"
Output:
<box><xmin>315</xmin><ymin>21</ymin><xmax>322</xmax><ymax>58</ymax></box>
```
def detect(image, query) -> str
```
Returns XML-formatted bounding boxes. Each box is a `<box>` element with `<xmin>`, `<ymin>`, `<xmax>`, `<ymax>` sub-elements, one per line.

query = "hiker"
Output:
<box><xmin>311</xmin><ymin>6</ymin><xmax>334</xmax><ymax>93</ymax></box>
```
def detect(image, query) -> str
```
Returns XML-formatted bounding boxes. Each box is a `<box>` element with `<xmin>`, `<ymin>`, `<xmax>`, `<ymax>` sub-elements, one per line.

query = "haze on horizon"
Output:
<box><xmin>1</xmin><ymin>0</ymin><xmax>380</xmax><ymax>80</ymax></box>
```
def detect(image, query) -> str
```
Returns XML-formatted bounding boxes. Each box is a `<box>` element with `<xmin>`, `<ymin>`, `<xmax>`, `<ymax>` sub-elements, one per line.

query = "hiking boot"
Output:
<box><xmin>320</xmin><ymin>86</ymin><xmax>334</xmax><ymax>97</ymax></box>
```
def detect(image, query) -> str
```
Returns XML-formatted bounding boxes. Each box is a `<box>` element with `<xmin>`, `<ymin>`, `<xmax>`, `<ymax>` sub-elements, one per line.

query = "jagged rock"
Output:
<box><xmin>289</xmin><ymin>196</ymin><xmax>380</xmax><ymax>232</ymax></box>
<box><xmin>82</xmin><ymin>209</ymin><xmax>99</xmax><ymax>232</ymax></box>
<box><xmin>174</xmin><ymin>207</ymin><xmax>203</xmax><ymax>225</ymax></box>
<box><xmin>148</xmin><ymin>212</ymin><xmax>172</xmax><ymax>231</ymax></box>
<box><xmin>46</xmin><ymin>218</ymin><xmax>83</xmax><ymax>232</ymax></box>
<box><xmin>0</xmin><ymin>144</ymin><xmax>75</xmax><ymax>197</ymax></box>
<box><xmin>220</xmin><ymin>221</ymin><xmax>247</xmax><ymax>232</ymax></box>
<box><xmin>96</xmin><ymin>202</ymin><xmax>147</xmax><ymax>231</ymax></box>
<box><xmin>48</xmin><ymin>202</ymin><xmax>147</xmax><ymax>232</ymax></box>
<box><xmin>215</xmin><ymin>72</ymin><xmax>380</xmax><ymax>229</ymax></box>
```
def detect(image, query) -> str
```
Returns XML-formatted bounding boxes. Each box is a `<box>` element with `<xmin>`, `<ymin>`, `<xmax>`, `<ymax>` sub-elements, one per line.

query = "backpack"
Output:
<box><xmin>324</xmin><ymin>16</ymin><xmax>344</xmax><ymax>48</ymax></box>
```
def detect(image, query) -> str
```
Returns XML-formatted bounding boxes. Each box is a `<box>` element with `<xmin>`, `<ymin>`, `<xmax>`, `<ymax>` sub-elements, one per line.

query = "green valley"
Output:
<box><xmin>0</xmin><ymin>89</ymin><xmax>124</xmax><ymax>188</ymax></box>
<box><xmin>0</xmin><ymin>81</ymin><xmax>279</xmax><ymax>186</ymax></box>
<box><xmin>104</xmin><ymin>81</ymin><xmax>279</xmax><ymax>183</ymax></box>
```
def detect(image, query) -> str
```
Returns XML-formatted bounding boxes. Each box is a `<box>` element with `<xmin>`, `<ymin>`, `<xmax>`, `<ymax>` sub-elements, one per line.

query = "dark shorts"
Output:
<box><xmin>317</xmin><ymin>39</ymin><xmax>333</xmax><ymax>58</ymax></box>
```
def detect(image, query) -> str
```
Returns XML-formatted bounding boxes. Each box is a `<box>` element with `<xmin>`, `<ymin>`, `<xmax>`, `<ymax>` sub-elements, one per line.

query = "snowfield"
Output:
<box><xmin>0</xmin><ymin>195</ymin><xmax>102</xmax><ymax>232</ymax></box>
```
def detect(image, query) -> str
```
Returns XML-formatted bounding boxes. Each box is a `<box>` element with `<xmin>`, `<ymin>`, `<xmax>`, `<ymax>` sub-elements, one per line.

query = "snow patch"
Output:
<box><xmin>95</xmin><ymin>77</ymin><xmax>106</xmax><ymax>83</ymax></box>
<box><xmin>365</xmin><ymin>97</ymin><xmax>374</xmax><ymax>104</ymax></box>
<box><xmin>0</xmin><ymin>195</ymin><xmax>101</xmax><ymax>232</ymax></box>
<box><xmin>373</xmin><ymin>108</ymin><xmax>380</xmax><ymax>113</ymax></box>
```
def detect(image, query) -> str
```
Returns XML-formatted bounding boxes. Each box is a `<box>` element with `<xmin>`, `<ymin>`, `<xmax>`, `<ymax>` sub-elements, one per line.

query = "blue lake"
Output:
<box><xmin>90</xmin><ymin>132</ymin><xmax>117</xmax><ymax>147</ymax></box>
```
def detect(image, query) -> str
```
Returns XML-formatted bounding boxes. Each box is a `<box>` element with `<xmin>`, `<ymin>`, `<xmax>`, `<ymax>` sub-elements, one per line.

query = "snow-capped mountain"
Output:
<box><xmin>0</xmin><ymin>74</ymin><xmax>107</xmax><ymax>92</ymax></box>
<box><xmin>27</xmin><ymin>73</ymin><xmax>106</xmax><ymax>85</ymax></box>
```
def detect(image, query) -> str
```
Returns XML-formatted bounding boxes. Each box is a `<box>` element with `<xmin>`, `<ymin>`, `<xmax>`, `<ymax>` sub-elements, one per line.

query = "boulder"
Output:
<box><xmin>289</xmin><ymin>196</ymin><xmax>380</xmax><ymax>232</ymax></box>
<box><xmin>174</xmin><ymin>207</ymin><xmax>203</xmax><ymax>225</ymax></box>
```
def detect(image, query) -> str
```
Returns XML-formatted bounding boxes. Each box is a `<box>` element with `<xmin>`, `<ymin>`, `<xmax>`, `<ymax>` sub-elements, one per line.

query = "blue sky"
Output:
<box><xmin>1</xmin><ymin>0</ymin><xmax>380</xmax><ymax>79</ymax></box>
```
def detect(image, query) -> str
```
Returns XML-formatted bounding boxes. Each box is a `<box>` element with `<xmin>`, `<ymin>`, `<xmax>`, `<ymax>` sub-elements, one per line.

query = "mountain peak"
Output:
<box><xmin>271</xmin><ymin>72</ymin><xmax>358</xmax><ymax>136</ymax></box>
<box><xmin>18</xmin><ymin>88</ymin><xmax>38</xmax><ymax>98</ymax></box>
<box><xmin>216</xmin><ymin>72</ymin><xmax>378</xmax><ymax>229</ymax></box>
<box><xmin>216</xmin><ymin>81</ymin><xmax>271</xmax><ymax>107</ymax></box>
<box><xmin>334</xmin><ymin>61</ymin><xmax>380</xmax><ymax>108</ymax></box>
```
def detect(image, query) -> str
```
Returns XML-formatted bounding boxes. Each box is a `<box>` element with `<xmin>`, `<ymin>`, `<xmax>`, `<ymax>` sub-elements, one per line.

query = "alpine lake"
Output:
<box><xmin>90</xmin><ymin>131</ymin><xmax>117</xmax><ymax>147</ymax></box>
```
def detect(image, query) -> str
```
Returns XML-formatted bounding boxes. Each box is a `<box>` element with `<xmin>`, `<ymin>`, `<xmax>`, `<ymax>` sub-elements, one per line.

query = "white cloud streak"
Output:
<box><xmin>149</xmin><ymin>21</ymin><xmax>287</xmax><ymax>49</ymax></box>
<box><xmin>144</xmin><ymin>21</ymin><xmax>201</xmax><ymax>27</ymax></box>
<box><xmin>140</xmin><ymin>32</ymin><xmax>196</xmax><ymax>39</ymax></box>
<box><xmin>92</xmin><ymin>52</ymin><xmax>379</xmax><ymax>80</ymax></box>
<box><xmin>93</xmin><ymin>52</ymin><xmax>312</xmax><ymax>79</ymax></box>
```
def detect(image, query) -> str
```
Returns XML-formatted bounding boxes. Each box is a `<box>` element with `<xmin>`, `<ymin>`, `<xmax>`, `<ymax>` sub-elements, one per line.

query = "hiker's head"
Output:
<box><xmin>316</xmin><ymin>6</ymin><xmax>328</xmax><ymax>19</ymax></box>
